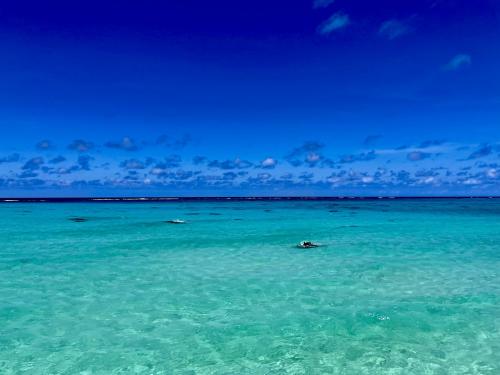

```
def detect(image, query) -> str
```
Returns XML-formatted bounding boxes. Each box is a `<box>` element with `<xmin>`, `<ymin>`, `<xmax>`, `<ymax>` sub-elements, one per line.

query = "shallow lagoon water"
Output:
<box><xmin>1</xmin><ymin>199</ymin><xmax>499</xmax><ymax>374</ymax></box>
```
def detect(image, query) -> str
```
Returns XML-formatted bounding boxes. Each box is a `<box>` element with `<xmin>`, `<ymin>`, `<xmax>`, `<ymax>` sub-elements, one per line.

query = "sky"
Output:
<box><xmin>0</xmin><ymin>0</ymin><xmax>499</xmax><ymax>196</ymax></box>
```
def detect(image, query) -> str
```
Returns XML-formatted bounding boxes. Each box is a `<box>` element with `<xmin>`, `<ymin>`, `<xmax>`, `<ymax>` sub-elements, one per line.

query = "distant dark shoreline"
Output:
<box><xmin>1</xmin><ymin>196</ymin><xmax>499</xmax><ymax>203</ymax></box>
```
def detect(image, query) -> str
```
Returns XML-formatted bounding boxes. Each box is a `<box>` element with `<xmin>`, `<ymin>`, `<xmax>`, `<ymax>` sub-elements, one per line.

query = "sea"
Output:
<box><xmin>1</xmin><ymin>198</ymin><xmax>499</xmax><ymax>374</ymax></box>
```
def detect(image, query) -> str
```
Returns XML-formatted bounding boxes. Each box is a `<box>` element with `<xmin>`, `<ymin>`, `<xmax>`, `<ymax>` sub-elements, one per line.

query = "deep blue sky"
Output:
<box><xmin>0</xmin><ymin>0</ymin><xmax>499</xmax><ymax>196</ymax></box>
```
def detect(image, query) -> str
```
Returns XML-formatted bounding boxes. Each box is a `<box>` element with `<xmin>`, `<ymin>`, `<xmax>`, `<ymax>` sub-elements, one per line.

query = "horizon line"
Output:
<box><xmin>1</xmin><ymin>195</ymin><xmax>499</xmax><ymax>203</ymax></box>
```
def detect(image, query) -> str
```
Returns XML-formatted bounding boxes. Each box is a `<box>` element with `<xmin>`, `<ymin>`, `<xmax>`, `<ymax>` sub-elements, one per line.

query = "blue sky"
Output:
<box><xmin>0</xmin><ymin>0</ymin><xmax>499</xmax><ymax>196</ymax></box>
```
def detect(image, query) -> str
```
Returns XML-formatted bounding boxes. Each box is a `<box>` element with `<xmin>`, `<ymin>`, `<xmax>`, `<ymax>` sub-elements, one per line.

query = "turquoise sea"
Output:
<box><xmin>1</xmin><ymin>199</ymin><xmax>499</xmax><ymax>374</ymax></box>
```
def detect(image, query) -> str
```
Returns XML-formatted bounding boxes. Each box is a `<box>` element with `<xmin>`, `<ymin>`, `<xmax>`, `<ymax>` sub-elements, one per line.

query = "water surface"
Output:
<box><xmin>1</xmin><ymin>199</ymin><xmax>499</xmax><ymax>374</ymax></box>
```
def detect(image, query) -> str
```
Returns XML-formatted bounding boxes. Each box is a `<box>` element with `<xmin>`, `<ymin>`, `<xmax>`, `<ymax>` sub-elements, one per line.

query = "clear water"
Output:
<box><xmin>1</xmin><ymin>199</ymin><xmax>499</xmax><ymax>374</ymax></box>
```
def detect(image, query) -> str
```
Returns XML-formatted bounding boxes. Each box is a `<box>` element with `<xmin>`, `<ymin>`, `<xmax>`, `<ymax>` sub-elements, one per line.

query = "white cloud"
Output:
<box><xmin>260</xmin><ymin>157</ymin><xmax>277</xmax><ymax>169</ymax></box>
<box><xmin>378</xmin><ymin>19</ymin><xmax>411</xmax><ymax>40</ymax></box>
<box><xmin>486</xmin><ymin>169</ymin><xmax>497</xmax><ymax>178</ymax></box>
<box><xmin>318</xmin><ymin>12</ymin><xmax>350</xmax><ymax>34</ymax></box>
<box><xmin>422</xmin><ymin>176</ymin><xmax>436</xmax><ymax>184</ymax></box>
<box><xmin>306</xmin><ymin>152</ymin><xmax>321</xmax><ymax>163</ymax></box>
<box><xmin>444</xmin><ymin>54</ymin><xmax>471</xmax><ymax>71</ymax></box>
<box><xmin>463</xmin><ymin>178</ymin><xmax>480</xmax><ymax>185</ymax></box>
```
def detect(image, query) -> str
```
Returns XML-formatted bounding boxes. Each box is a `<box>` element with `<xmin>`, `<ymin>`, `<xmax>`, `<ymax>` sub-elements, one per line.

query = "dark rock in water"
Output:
<box><xmin>297</xmin><ymin>241</ymin><xmax>321</xmax><ymax>249</ymax></box>
<box><xmin>165</xmin><ymin>219</ymin><xmax>186</xmax><ymax>224</ymax></box>
<box><xmin>69</xmin><ymin>217</ymin><xmax>88</xmax><ymax>222</ymax></box>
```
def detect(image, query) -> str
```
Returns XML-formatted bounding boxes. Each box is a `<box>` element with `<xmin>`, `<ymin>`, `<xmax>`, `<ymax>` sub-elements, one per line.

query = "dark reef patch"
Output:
<box><xmin>69</xmin><ymin>217</ymin><xmax>88</xmax><ymax>222</ymax></box>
